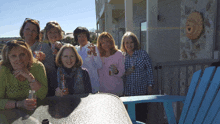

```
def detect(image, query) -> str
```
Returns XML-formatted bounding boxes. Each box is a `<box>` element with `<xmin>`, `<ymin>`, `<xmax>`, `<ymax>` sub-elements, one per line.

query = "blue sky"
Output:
<box><xmin>0</xmin><ymin>0</ymin><xmax>96</xmax><ymax>37</ymax></box>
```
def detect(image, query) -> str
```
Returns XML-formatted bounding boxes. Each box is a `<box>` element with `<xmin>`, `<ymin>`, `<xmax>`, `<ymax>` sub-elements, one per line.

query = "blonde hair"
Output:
<box><xmin>55</xmin><ymin>44</ymin><xmax>83</xmax><ymax>68</ymax></box>
<box><xmin>44</xmin><ymin>21</ymin><xmax>63</xmax><ymax>41</ymax></box>
<box><xmin>0</xmin><ymin>40</ymin><xmax>36</xmax><ymax>72</ymax></box>
<box><xmin>97</xmin><ymin>32</ymin><xmax>118</xmax><ymax>57</ymax></box>
<box><xmin>120</xmin><ymin>32</ymin><xmax>141</xmax><ymax>53</ymax></box>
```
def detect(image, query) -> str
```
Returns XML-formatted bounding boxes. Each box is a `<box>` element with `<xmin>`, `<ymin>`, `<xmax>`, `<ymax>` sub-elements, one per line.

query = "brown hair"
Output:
<box><xmin>0</xmin><ymin>40</ymin><xmax>36</xmax><ymax>72</ymax></box>
<box><xmin>120</xmin><ymin>32</ymin><xmax>140</xmax><ymax>53</ymax></box>
<box><xmin>55</xmin><ymin>44</ymin><xmax>82</xmax><ymax>68</ymax></box>
<box><xmin>44</xmin><ymin>21</ymin><xmax>63</xmax><ymax>41</ymax></box>
<box><xmin>73</xmin><ymin>26</ymin><xmax>90</xmax><ymax>43</ymax></box>
<box><xmin>20</xmin><ymin>19</ymin><xmax>40</xmax><ymax>41</ymax></box>
<box><xmin>97</xmin><ymin>32</ymin><xmax>117</xmax><ymax>57</ymax></box>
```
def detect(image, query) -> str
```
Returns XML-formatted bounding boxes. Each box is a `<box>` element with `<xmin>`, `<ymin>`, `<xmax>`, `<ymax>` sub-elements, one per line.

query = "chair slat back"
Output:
<box><xmin>179</xmin><ymin>67</ymin><xmax>216</xmax><ymax>124</ymax></box>
<box><xmin>194</xmin><ymin>67</ymin><xmax>220</xmax><ymax>124</ymax></box>
<box><xmin>178</xmin><ymin>69</ymin><xmax>202</xmax><ymax>124</ymax></box>
<box><xmin>212</xmin><ymin>110</ymin><xmax>220</xmax><ymax>124</ymax></box>
<box><xmin>202</xmin><ymin>90</ymin><xmax>220</xmax><ymax>124</ymax></box>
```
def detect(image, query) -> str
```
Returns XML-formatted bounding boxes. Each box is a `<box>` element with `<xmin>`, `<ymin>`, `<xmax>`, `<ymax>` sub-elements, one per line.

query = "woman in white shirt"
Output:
<box><xmin>73</xmin><ymin>27</ymin><xmax>102</xmax><ymax>93</ymax></box>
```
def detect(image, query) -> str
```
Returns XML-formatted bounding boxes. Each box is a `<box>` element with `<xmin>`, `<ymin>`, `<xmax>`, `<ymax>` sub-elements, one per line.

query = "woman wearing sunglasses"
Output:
<box><xmin>0</xmin><ymin>40</ymin><xmax>48</xmax><ymax>110</ymax></box>
<box><xmin>20</xmin><ymin>18</ymin><xmax>57</xmax><ymax>96</ymax></box>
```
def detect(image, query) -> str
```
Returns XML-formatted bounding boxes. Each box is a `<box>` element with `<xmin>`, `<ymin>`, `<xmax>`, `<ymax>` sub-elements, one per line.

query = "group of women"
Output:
<box><xmin>0</xmin><ymin>18</ymin><xmax>154</xmax><ymax>122</ymax></box>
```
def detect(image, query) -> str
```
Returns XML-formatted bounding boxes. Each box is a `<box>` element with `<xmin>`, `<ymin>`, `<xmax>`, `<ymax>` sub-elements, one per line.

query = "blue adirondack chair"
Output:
<box><xmin>120</xmin><ymin>66</ymin><xmax>220</xmax><ymax>124</ymax></box>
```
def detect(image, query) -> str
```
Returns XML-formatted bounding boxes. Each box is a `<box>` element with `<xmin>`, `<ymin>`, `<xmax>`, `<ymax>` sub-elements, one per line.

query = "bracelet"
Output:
<box><xmin>15</xmin><ymin>101</ymin><xmax>18</xmax><ymax>109</ymax></box>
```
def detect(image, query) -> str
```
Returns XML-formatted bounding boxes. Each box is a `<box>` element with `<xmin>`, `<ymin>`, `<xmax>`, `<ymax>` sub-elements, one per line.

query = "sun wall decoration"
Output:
<box><xmin>185</xmin><ymin>12</ymin><xmax>204</xmax><ymax>40</ymax></box>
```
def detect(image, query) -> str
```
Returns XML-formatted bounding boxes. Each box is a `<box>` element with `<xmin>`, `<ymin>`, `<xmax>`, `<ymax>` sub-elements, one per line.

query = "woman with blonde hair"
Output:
<box><xmin>121</xmin><ymin>31</ymin><xmax>154</xmax><ymax>122</ymax></box>
<box><xmin>44</xmin><ymin>21</ymin><xmax>63</xmax><ymax>55</ymax></box>
<box><xmin>121</xmin><ymin>31</ymin><xmax>154</xmax><ymax>95</ymax></box>
<box><xmin>97</xmin><ymin>32</ymin><xmax>125</xmax><ymax>96</ymax></box>
<box><xmin>55</xmin><ymin>44</ymin><xmax>92</xmax><ymax>96</ymax></box>
<box><xmin>0</xmin><ymin>40</ymin><xmax>47</xmax><ymax>110</ymax></box>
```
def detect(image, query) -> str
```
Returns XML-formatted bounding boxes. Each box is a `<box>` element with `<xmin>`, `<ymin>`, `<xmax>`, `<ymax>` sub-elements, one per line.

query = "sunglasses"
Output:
<box><xmin>25</xmin><ymin>18</ymin><xmax>40</xmax><ymax>24</ymax></box>
<box><xmin>6</xmin><ymin>40</ymin><xmax>26</xmax><ymax>48</ymax></box>
<box><xmin>46</xmin><ymin>21</ymin><xmax>59</xmax><ymax>27</ymax></box>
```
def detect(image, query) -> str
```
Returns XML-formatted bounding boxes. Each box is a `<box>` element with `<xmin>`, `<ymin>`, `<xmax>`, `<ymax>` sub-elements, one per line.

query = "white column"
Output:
<box><xmin>99</xmin><ymin>18</ymin><xmax>104</xmax><ymax>32</ymax></box>
<box><xmin>105</xmin><ymin>4</ymin><xmax>113</xmax><ymax>35</ymax></box>
<box><xmin>96</xmin><ymin>23</ymin><xmax>99</xmax><ymax>37</ymax></box>
<box><xmin>146</xmin><ymin>0</ymin><xmax>158</xmax><ymax>53</ymax></box>
<box><xmin>125</xmin><ymin>0</ymin><xmax>133</xmax><ymax>32</ymax></box>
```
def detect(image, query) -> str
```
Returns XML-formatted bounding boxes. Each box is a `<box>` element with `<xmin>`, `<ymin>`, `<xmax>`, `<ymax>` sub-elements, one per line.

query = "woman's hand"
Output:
<box><xmin>124</xmin><ymin>66</ymin><xmax>135</xmax><ymax>76</ymax></box>
<box><xmin>148</xmin><ymin>86</ymin><xmax>153</xmax><ymax>95</ymax></box>
<box><xmin>36</xmin><ymin>51</ymin><xmax>46</xmax><ymax>61</ymax></box>
<box><xmin>18</xmin><ymin>99</ymin><xmax>37</xmax><ymax>111</ymax></box>
<box><xmin>110</xmin><ymin>64</ymin><xmax>119</xmax><ymax>74</ymax></box>
<box><xmin>29</xmin><ymin>80</ymin><xmax>42</xmax><ymax>91</ymax></box>
<box><xmin>51</xmin><ymin>42</ymin><xmax>62</xmax><ymax>55</ymax></box>
<box><xmin>88</xmin><ymin>43</ymin><xmax>97</xmax><ymax>56</ymax></box>
<box><xmin>52</xmin><ymin>49</ymin><xmax>58</xmax><ymax>55</ymax></box>
<box><xmin>55</xmin><ymin>42</ymin><xmax>62</xmax><ymax>49</ymax></box>
<box><xmin>13</xmin><ymin>69</ymin><xmax>41</xmax><ymax>91</ymax></box>
<box><xmin>55</xmin><ymin>87</ymin><xmax>63</xmax><ymax>97</ymax></box>
<box><xmin>13</xmin><ymin>69</ymin><xmax>34</xmax><ymax>82</ymax></box>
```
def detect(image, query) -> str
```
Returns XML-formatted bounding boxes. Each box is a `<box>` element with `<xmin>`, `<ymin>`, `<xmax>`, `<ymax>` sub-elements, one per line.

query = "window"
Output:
<box><xmin>140</xmin><ymin>21</ymin><xmax>147</xmax><ymax>50</ymax></box>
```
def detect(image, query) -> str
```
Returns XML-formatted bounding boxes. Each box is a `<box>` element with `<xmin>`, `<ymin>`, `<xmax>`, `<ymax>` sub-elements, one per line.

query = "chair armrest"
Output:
<box><xmin>120</xmin><ymin>95</ymin><xmax>185</xmax><ymax>124</ymax></box>
<box><xmin>120</xmin><ymin>95</ymin><xmax>186</xmax><ymax>104</ymax></box>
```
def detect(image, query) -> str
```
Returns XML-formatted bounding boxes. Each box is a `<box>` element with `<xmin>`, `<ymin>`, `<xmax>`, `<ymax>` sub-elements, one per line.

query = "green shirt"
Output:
<box><xmin>0</xmin><ymin>61</ymin><xmax>48</xmax><ymax>110</ymax></box>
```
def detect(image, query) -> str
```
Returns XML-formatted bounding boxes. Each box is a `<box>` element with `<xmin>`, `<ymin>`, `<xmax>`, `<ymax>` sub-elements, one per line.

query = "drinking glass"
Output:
<box><xmin>87</xmin><ymin>43</ymin><xmax>94</xmax><ymax>57</ymax></box>
<box><xmin>28</xmin><ymin>90</ymin><xmax>37</xmax><ymax>108</ymax></box>
<box><xmin>60</xmin><ymin>74</ymin><xmax>69</xmax><ymax>95</ymax></box>
<box><xmin>33</xmin><ymin>51</ymin><xmax>41</xmax><ymax>59</ymax></box>
<box><xmin>109</xmin><ymin>65</ymin><xmax>115</xmax><ymax>76</ymax></box>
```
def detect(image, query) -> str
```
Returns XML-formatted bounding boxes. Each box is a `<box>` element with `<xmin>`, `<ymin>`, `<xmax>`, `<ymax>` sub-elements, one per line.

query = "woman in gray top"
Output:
<box><xmin>20</xmin><ymin>18</ymin><xmax>57</xmax><ymax>96</ymax></box>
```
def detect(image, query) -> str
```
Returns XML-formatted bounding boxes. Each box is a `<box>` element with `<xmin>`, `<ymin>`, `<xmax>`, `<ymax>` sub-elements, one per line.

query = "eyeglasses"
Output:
<box><xmin>24</xmin><ymin>18</ymin><xmax>40</xmax><ymax>24</ymax></box>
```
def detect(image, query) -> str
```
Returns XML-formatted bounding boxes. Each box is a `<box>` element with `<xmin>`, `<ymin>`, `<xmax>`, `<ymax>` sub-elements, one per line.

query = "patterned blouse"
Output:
<box><xmin>124</xmin><ymin>50</ymin><xmax>154</xmax><ymax>96</ymax></box>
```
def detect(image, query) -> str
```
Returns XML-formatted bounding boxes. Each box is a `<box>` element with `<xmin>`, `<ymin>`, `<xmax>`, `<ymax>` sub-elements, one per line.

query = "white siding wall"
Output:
<box><xmin>149</xmin><ymin>0</ymin><xmax>181</xmax><ymax>63</ymax></box>
<box><xmin>133</xmin><ymin>1</ymin><xmax>146</xmax><ymax>48</ymax></box>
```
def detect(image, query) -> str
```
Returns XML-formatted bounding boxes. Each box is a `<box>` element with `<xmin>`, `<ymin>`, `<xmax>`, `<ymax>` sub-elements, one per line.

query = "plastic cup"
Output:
<box><xmin>109</xmin><ymin>65</ymin><xmax>114</xmax><ymax>76</ymax></box>
<box><xmin>28</xmin><ymin>90</ymin><xmax>37</xmax><ymax>108</ymax></box>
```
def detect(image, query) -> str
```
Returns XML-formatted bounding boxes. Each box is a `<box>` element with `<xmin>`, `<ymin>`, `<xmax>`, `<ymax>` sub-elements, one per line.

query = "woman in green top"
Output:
<box><xmin>0</xmin><ymin>40</ymin><xmax>48</xmax><ymax>110</ymax></box>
